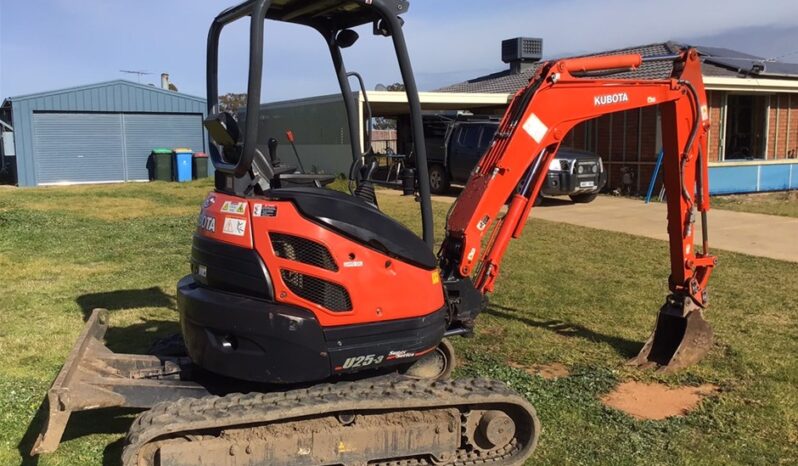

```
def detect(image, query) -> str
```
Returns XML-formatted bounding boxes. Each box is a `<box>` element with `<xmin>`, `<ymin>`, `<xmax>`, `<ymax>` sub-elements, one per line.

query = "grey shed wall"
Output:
<box><xmin>8</xmin><ymin>80</ymin><xmax>207</xmax><ymax>186</ymax></box>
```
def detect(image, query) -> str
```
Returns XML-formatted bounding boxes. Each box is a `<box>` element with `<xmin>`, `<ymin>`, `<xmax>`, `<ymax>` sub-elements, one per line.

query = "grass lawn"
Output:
<box><xmin>0</xmin><ymin>180</ymin><xmax>796</xmax><ymax>465</ymax></box>
<box><xmin>711</xmin><ymin>191</ymin><xmax>798</xmax><ymax>218</ymax></box>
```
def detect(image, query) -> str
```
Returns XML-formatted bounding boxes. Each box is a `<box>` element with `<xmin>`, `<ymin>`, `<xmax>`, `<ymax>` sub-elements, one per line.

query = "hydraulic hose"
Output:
<box><xmin>677</xmin><ymin>79</ymin><xmax>703</xmax><ymax>209</ymax></box>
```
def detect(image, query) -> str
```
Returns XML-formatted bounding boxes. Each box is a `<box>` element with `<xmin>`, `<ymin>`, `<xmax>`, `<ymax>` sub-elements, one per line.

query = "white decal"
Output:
<box><xmin>646</xmin><ymin>96</ymin><xmax>657</xmax><ymax>104</ymax></box>
<box><xmin>197</xmin><ymin>214</ymin><xmax>216</xmax><ymax>233</ymax></box>
<box><xmin>386</xmin><ymin>350</ymin><xmax>416</xmax><ymax>360</ymax></box>
<box><xmin>476</xmin><ymin>215</ymin><xmax>490</xmax><ymax>231</ymax></box>
<box><xmin>220</xmin><ymin>200</ymin><xmax>248</xmax><ymax>215</ymax></box>
<box><xmin>522</xmin><ymin>113</ymin><xmax>548</xmax><ymax>143</ymax></box>
<box><xmin>467</xmin><ymin>247</ymin><xmax>476</xmax><ymax>262</ymax></box>
<box><xmin>594</xmin><ymin>92</ymin><xmax>629</xmax><ymax>106</ymax></box>
<box><xmin>701</xmin><ymin>104</ymin><xmax>709</xmax><ymax>122</ymax></box>
<box><xmin>253</xmin><ymin>203</ymin><xmax>277</xmax><ymax>217</ymax></box>
<box><xmin>341</xmin><ymin>354</ymin><xmax>385</xmax><ymax>370</ymax></box>
<box><xmin>198</xmin><ymin>265</ymin><xmax>207</xmax><ymax>278</ymax></box>
<box><xmin>223</xmin><ymin>217</ymin><xmax>247</xmax><ymax>237</ymax></box>
<box><xmin>343</xmin><ymin>260</ymin><xmax>364</xmax><ymax>268</ymax></box>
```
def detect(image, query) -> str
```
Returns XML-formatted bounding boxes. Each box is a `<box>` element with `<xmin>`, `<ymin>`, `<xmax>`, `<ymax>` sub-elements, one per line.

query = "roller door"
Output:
<box><xmin>33</xmin><ymin>113</ymin><xmax>125</xmax><ymax>184</ymax></box>
<box><xmin>122</xmin><ymin>114</ymin><xmax>204</xmax><ymax>181</ymax></box>
<box><xmin>32</xmin><ymin>112</ymin><xmax>204</xmax><ymax>185</ymax></box>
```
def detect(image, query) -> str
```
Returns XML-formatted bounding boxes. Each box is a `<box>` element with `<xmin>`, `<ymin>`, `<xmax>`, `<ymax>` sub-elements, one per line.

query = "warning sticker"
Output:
<box><xmin>222</xmin><ymin>217</ymin><xmax>247</xmax><ymax>237</ymax></box>
<box><xmin>522</xmin><ymin>113</ymin><xmax>548</xmax><ymax>143</ymax></box>
<box><xmin>220</xmin><ymin>201</ymin><xmax>247</xmax><ymax>215</ymax></box>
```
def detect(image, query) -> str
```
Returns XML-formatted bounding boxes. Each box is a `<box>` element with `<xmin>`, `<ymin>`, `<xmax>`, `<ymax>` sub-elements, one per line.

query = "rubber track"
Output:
<box><xmin>122</xmin><ymin>377</ymin><xmax>539</xmax><ymax>466</ymax></box>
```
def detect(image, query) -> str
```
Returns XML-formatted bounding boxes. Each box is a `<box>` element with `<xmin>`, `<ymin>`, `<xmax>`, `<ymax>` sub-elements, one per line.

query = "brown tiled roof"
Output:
<box><xmin>435</xmin><ymin>42</ymin><xmax>798</xmax><ymax>94</ymax></box>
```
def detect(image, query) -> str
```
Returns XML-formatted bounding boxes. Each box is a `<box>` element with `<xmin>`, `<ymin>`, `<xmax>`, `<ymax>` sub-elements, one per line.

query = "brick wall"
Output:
<box><xmin>562</xmin><ymin>107</ymin><xmax>659</xmax><ymax>193</ymax></box>
<box><xmin>769</xmin><ymin>93</ymin><xmax>798</xmax><ymax>159</ymax></box>
<box><xmin>560</xmin><ymin>89</ymin><xmax>798</xmax><ymax>193</ymax></box>
<box><xmin>706</xmin><ymin>91</ymin><xmax>723</xmax><ymax>162</ymax></box>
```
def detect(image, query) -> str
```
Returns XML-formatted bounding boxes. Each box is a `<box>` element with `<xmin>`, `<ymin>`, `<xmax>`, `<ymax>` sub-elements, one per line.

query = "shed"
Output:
<box><xmin>1</xmin><ymin>80</ymin><xmax>207</xmax><ymax>186</ymax></box>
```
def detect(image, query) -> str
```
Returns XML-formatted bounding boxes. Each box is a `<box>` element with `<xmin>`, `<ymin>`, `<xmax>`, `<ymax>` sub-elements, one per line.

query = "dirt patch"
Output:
<box><xmin>510</xmin><ymin>361</ymin><xmax>570</xmax><ymax>380</ymax></box>
<box><xmin>601</xmin><ymin>381</ymin><xmax>718</xmax><ymax>420</ymax></box>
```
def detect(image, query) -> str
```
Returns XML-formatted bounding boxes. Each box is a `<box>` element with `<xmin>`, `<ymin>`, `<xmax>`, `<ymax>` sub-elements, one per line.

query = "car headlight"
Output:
<box><xmin>548</xmin><ymin>159</ymin><xmax>568</xmax><ymax>171</ymax></box>
<box><xmin>577</xmin><ymin>165</ymin><xmax>585</xmax><ymax>174</ymax></box>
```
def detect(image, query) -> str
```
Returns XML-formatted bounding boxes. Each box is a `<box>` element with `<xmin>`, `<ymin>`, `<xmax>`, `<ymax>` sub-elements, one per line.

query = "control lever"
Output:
<box><xmin>286</xmin><ymin>130</ymin><xmax>307</xmax><ymax>173</ymax></box>
<box><xmin>267</xmin><ymin>137</ymin><xmax>280</xmax><ymax>165</ymax></box>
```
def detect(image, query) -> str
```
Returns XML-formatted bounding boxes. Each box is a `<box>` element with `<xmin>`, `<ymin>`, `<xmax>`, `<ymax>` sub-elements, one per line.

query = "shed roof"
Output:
<box><xmin>3</xmin><ymin>79</ymin><xmax>205</xmax><ymax>105</ymax></box>
<box><xmin>436</xmin><ymin>42</ymin><xmax>798</xmax><ymax>94</ymax></box>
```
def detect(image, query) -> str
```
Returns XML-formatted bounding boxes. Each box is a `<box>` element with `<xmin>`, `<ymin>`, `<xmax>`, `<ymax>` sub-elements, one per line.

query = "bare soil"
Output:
<box><xmin>601</xmin><ymin>381</ymin><xmax>718</xmax><ymax>420</ymax></box>
<box><xmin>510</xmin><ymin>362</ymin><xmax>570</xmax><ymax>380</ymax></box>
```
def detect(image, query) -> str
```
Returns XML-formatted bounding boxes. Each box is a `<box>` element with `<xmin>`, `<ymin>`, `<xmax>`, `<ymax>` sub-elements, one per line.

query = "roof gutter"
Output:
<box><xmin>704</xmin><ymin>76</ymin><xmax>798</xmax><ymax>93</ymax></box>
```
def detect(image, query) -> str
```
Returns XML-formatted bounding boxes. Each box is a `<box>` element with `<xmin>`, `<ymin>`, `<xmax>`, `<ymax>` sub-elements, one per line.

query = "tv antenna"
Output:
<box><xmin>119</xmin><ymin>70</ymin><xmax>153</xmax><ymax>83</ymax></box>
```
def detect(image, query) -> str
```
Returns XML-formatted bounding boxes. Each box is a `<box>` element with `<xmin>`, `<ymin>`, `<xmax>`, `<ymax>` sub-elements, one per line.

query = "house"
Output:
<box><xmin>436</xmin><ymin>40</ymin><xmax>798</xmax><ymax>194</ymax></box>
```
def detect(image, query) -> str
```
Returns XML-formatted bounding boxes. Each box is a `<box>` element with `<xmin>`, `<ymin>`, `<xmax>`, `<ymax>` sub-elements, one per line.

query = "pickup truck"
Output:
<box><xmin>423</xmin><ymin>116</ymin><xmax>607</xmax><ymax>202</ymax></box>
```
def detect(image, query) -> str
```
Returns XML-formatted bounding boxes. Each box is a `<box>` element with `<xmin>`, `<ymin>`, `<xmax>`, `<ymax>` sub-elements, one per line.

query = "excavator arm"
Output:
<box><xmin>441</xmin><ymin>49</ymin><xmax>716</xmax><ymax>371</ymax></box>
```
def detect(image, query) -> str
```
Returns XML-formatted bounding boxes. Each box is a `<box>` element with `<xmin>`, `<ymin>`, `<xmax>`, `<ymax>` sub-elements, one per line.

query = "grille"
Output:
<box><xmin>281</xmin><ymin>270</ymin><xmax>352</xmax><ymax>312</ymax></box>
<box><xmin>270</xmin><ymin>233</ymin><xmax>338</xmax><ymax>271</ymax></box>
<box><xmin>575</xmin><ymin>162</ymin><xmax>598</xmax><ymax>174</ymax></box>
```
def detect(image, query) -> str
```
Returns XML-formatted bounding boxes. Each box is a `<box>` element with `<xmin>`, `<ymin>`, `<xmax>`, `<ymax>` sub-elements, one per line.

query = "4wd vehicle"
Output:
<box><xmin>424</xmin><ymin>115</ymin><xmax>607</xmax><ymax>202</ymax></box>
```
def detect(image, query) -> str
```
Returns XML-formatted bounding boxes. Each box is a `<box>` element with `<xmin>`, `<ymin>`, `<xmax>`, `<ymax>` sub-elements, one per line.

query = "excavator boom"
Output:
<box><xmin>441</xmin><ymin>48</ymin><xmax>716</xmax><ymax>371</ymax></box>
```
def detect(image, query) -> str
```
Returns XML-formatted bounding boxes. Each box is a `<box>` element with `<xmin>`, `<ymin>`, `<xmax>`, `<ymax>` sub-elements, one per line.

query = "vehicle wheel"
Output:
<box><xmin>569</xmin><ymin>192</ymin><xmax>598</xmax><ymax>203</ymax></box>
<box><xmin>428</xmin><ymin>164</ymin><xmax>450</xmax><ymax>195</ymax></box>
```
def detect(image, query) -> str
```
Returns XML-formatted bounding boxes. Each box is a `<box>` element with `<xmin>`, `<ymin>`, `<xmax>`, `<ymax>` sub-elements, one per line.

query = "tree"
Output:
<box><xmin>386</xmin><ymin>82</ymin><xmax>405</xmax><ymax>92</ymax></box>
<box><xmin>219</xmin><ymin>93</ymin><xmax>248</xmax><ymax>115</ymax></box>
<box><xmin>373</xmin><ymin>117</ymin><xmax>397</xmax><ymax>130</ymax></box>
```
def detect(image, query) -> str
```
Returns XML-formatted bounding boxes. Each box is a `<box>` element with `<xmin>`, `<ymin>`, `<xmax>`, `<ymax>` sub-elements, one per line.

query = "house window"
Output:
<box><xmin>723</xmin><ymin>94</ymin><xmax>768</xmax><ymax>160</ymax></box>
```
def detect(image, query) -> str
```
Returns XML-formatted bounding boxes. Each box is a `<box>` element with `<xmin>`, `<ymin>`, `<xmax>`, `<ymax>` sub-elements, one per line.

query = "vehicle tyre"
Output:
<box><xmin>428</xmin><ymin>164</ymin><xmax>450</xmax><ymax>195</ymax></box>
<box><xmin>569</xmin><ymin>192</ymin><xmax>598</xmax><ymax>203</ymax></box>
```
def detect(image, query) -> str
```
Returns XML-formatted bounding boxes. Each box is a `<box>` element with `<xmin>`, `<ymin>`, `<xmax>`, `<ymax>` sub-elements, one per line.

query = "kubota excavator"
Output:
<box><xmin>31</xmin><ymin>1</ymin><xmax>717</xmax><ymax>465</ymax></box>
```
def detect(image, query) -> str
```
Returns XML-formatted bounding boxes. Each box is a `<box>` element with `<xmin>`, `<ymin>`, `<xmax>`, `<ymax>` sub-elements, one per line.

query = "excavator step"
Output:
<box><xmin>122</xmin><ymin>377</ymin><xmax>541</xmax><ymax>466</ymax></box>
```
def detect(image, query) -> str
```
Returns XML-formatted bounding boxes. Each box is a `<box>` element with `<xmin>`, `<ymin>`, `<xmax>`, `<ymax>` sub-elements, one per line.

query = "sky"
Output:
<box><xmin>1</xmin><ymin>0</ymin><xmax>797</xmax><ymax>102</ymax></box>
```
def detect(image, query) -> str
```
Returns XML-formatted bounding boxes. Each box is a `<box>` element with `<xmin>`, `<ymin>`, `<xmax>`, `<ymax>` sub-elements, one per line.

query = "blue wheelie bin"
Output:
<box><xmin>173</xmin><ymin>148</ymin><xmax>193</xmax><ymax>182</ymax></box>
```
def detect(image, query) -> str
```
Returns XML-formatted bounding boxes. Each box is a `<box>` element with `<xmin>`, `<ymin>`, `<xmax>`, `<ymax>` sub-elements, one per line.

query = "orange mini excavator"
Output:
<box><xmin>33</xmin><ymin>1</ymin><xmax>716</xmax><ymax>465</ymax></box>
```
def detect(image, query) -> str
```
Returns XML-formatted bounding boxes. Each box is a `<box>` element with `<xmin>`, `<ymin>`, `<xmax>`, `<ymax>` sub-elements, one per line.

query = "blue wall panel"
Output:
<box><xmin>709</xmin><ymin>163</ymin><xmax>798</xmax><ymax>195</ymax></box>
<box><xmin>759</xmin><ymin>165</ymin><xmax>791</xmax><ymax>191</ymax></box>
<box><xmin>708</xmin><ymin>165</ymin><xmax>758</xmax><ymax>195</ymax></box>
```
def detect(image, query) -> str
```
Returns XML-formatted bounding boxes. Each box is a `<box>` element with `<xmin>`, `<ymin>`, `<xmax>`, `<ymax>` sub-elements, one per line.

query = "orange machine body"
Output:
<box><xmin>195</xmin><ymin>192</ymin><xmax>445</xmax><ymax>328</ymax></box>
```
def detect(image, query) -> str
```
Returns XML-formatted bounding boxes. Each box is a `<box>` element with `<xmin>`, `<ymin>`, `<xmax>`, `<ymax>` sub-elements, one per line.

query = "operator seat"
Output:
<box><xmin>269</xmin><ymin>187</ymin><xmax>437</xmax><ymax>270</ymax></box>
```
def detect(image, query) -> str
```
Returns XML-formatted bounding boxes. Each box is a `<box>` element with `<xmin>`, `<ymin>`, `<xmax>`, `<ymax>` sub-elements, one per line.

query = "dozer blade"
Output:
<box><xmin>629</xmin><ymin>296</ymin><xmax>713</xmax><ymax>372</ymax></box>
<box><xmin>31</xmin><ymin>309</ymin><xmax>208</xmax><ymax>456</ymax></box>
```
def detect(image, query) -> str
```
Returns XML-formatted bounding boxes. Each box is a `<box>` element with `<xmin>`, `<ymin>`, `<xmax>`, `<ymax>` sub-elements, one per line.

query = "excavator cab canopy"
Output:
<box><xmin>260</xmin><ymin>0</ymin><xmax>409</xmax><ymax>29</ymax></box>
<box><xmin>205</xmin><ymin>0</ymin><xmax>435</xmax><ymax>246</ymax></box>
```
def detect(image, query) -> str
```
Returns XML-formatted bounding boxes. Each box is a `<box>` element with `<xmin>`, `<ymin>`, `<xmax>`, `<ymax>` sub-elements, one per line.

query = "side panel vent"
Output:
<box><xmin>281</xmin><ymin>270</ymin><xmax>352</xmax><ymax>312</ymax></box>
<box><xmin>270</xmin><ymin>233</ymin><xmax>338</xmax><ymax>271</ymax></box>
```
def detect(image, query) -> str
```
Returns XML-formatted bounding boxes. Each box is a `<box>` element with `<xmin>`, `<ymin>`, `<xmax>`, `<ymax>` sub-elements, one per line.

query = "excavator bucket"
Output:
<box><xmin>629</xmin><ymin>297</ymin><xmax>713</xmax><ymax>372</ymax></box>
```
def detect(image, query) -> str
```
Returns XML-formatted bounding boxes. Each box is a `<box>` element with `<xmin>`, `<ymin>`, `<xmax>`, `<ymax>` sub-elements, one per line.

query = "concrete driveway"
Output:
<box><xmin>408</xmin><ymin>191</ymin><xmax>798</xmax><ymax>263</ymax></box>
<box><xmin>530</xmin><ymin>196</ymin><xmax>797</xmax><ymax>263</ymax></box>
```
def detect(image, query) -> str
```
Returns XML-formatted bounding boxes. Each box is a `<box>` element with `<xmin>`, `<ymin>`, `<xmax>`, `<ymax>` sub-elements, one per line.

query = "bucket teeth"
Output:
<box><xmin>629</xmin><ymin>296</ymin><xmax>713</xmax><ymax>373</ymax></box>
